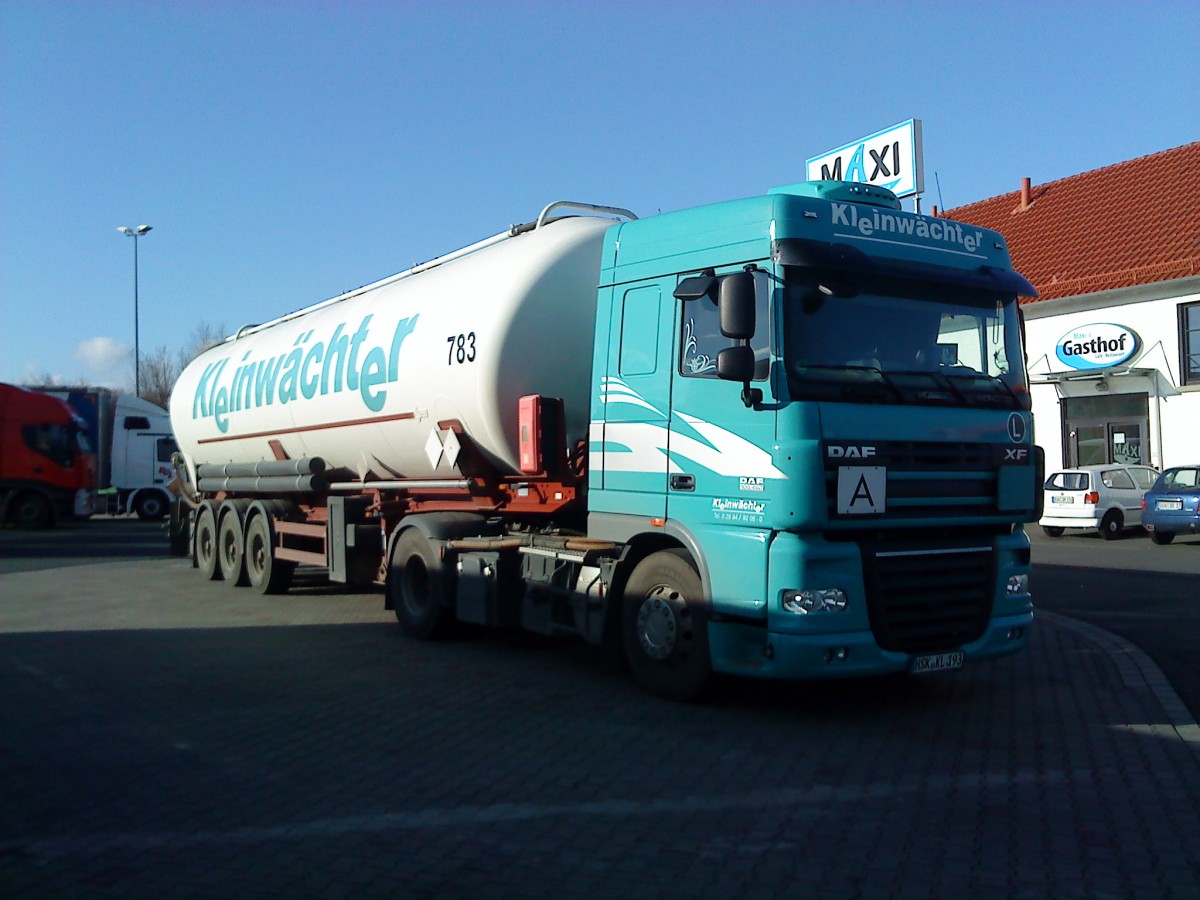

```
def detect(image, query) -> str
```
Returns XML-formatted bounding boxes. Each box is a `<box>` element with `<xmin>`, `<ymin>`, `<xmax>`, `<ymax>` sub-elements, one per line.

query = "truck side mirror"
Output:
<box><xmin>717</xmin><ymin>345</ymin><xmax>754</xmax><ymax>382</ymax></box>
<box><xmin>718</xmin><ymin>271</ymin><xmax>756</xmax><ymax>340</ymax></box>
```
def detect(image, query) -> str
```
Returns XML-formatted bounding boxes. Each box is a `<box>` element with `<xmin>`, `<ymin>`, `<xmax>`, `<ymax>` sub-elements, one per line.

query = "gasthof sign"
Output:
<box><xmin>1054</xmin><ymin>323</ymin><xmax>1140</xmax><ymax>370</ymax></box>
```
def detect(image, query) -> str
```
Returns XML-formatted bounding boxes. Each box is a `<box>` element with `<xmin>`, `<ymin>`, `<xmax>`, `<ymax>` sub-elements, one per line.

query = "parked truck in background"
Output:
<box><xmin>170</xmin><ymin>181</ymin><xmax>1042</xmax><ymax>699</ymax></box>
<box><xmin>1</xmin><ymin>383</ymin><xmax>96</xmax><ymax>527</ymax></box>
<box><xmin>31</xmin><ymin>387</ymin><xmax>178</xmax><ymax>521</ymax></box>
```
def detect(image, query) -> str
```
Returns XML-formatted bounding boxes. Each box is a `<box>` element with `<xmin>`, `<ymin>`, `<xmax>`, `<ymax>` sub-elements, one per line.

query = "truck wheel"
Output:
<box><xmin>167</xmin><ymin>499</ymin><xmax>191</xmax><ymax>557</ymax></box>
<box><xmin>1041</xmin><ymin>525</ymin><xmax>1065</xmax><ymax>538</ymax></box>
<box><xmin>245</xmin><ymin>513</ymin><xmax>294</xmax><ymax>594</ymax></box>
<box><xmin>195</xmin><ymin>504</ymin><xmax>223</xmax><ymax>580</ymax></box>
<box><xmin>10</xmin><ymin>492</ymin><xmax>53</xmax><ymax>529</ymax></box>
<box><xmin>1100</xmin><ymin>510</ymin><xmax>1124</xmax><ymax>540</ymax></box>
<box><xmin>388</xmin><ymin>528</ymin><xmax>455</xmax><ymax>639</ymax></box>
<box><xmin>218</xmin><ymin>509</ymin><xmax>250</xmax><ymax>587</ymax></box>
<box><xmin>621</xmin><ymin>549</ymin><xmax>712</xmax><ymax>701</ymax></box>
<box><xmin>135</xmin><ymin>491</ymin><xmax>168</xmax><ymax>521</ymax></box>
<box><xmin>1150</xmin><ymin>531</ymin><xmax>1175</xmax><ymax>545</ymax></box>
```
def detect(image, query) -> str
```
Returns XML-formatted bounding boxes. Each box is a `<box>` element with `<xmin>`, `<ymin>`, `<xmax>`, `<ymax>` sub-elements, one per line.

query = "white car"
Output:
<box><xmin>1040</xmin><ymin>464</ymin><xmax>1159</xmax><ymax>539</ymax></box>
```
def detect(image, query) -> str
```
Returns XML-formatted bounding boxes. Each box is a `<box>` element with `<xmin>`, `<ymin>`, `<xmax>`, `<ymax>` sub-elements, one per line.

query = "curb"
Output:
<box><xmin>1039</xmin><ymin>609</ymin><xmax>1200</xmax><ymax>756</ymax></box>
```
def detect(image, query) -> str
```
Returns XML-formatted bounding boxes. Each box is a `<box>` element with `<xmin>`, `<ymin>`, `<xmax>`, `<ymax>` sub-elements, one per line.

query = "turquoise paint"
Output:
<box><xmin>587</xmin><ymin>181</ymin><xmax>1037</xmax><ymax>680</ymax></box>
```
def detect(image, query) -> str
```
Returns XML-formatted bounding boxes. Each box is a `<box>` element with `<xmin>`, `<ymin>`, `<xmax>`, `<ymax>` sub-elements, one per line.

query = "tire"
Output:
<box><xmin>1150</xmin><ymin>531</ymin><xmax>1175</xmax><ymax>545</ymax></box>
<box><xmin>388</xmin><ymin>528</ymin><xmax>455</xmax><ymax>639</ymax></box>
<box><xmin>195</xmin><ymin>503</ymin><xmax>222</xmax><ymax>581</ymax></box>
<box><xmin>167</xmin><ymin>499</ymin><xmax>191</xmax><ymax>557</ymax></box>
<box><xmin>621</xmin><ymin>549</ymin><xmax>712</xmax><ymax>701</ymax></box>
<box><xmin>245</xmin><ymin>513</ymin><xmax>294</xmax><ymax>594</ymax></box>
<box><xmin>10</xmin><ymin>491</ymin><xmax>53</xmax><ymax>529</ymax></box>
<box><xmin>1041</xmin><ymin>525</ymin><xmax>1065</xmax><ymax>538</ymax></box>
<box><xmin>1099</xmin><ymin>510</ymin><xmax>1124</xmax><ymax>540</ymax></box>
<box><xmin>134</xmin><ymin>491</ymin><xmax>168</xmax><ymax>521</ymax></box>
<box><xmin>218</xmin><ymin>507</ymin><xmax>250</xmax><ymax>587</ymax></box>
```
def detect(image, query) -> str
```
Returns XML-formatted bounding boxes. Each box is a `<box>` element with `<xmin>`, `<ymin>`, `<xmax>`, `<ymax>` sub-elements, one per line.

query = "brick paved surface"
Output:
<box><xmin>1</xmin><ymin>558</ymin><xmax>1198</xmax><ymax>898</ymax></box>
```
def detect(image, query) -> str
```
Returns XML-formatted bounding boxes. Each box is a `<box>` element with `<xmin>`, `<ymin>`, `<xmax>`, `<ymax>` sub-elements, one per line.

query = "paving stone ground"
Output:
<box><xmin>1</xmin><ymin>558</ymin><xmax>1198</xmax><ymax>898</ymax></box>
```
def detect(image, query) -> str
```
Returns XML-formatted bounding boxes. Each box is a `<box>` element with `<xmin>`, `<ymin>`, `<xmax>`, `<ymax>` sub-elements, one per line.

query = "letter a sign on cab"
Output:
<box><xmin>837</xmin><ymin>467</ymin><xmax>886</xmax><ymax>515</ymax></box>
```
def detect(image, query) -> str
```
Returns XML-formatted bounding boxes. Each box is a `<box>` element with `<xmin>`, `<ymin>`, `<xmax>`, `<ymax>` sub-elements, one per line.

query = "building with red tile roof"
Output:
<box><xmin>948</xmin><ymin>142</ymin><xmax>1200</xmax><ymax>303</ymax></box>
<box><xmin>947</xmin><ymin>143</ymin><xmax>1200</xmax><ymax>483</ymax></box>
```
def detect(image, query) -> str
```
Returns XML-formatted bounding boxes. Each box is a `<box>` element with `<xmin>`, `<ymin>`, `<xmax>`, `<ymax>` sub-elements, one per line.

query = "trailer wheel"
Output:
<box><xmin>621</xmin><ymin>549</ymin><xmax>712</xmax><ymax>701</ymax></box>
<box><xmin>388</xmin><ymin>528</ymin><xmax>455</xmax><ymax>639</ymax></box>
<box><xmin>218</xmin><ymin>508</ymin><xmax>250</xmax><ymax>587</ymax></box>
<box><xmin>245</xmin><ymin>513</ymin><xmax>294</xmax><ymax>594</ymax></box>
<box><xmin>195</xmin><ymin>504</ymin><xmax>222</xmax><ymax>580</ymax></box>
<box><xmin>134</xmin><ymin>491</ymin><xmax>168</xmax><ymax>521</ymax></box>
<box><xmin>9</xmin><ymin>491</ymin><xmax>53</xmax><ymax>529</ymax></box>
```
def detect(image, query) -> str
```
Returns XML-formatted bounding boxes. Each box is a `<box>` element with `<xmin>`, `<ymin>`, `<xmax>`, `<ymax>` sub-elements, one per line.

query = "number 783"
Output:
<box><xmin>447</xmin><ymin>332</ymin><xmax>477</xmax><ymax>364</ymax></box>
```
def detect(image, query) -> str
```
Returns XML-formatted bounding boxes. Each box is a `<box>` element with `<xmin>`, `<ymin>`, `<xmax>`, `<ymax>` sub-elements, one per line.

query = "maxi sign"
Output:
<box><xmin>807</xmin><ymin>119</ymin><xmax>925</xmax><ymax>199</ymax></box>
<box><xmin>1055</xmin><ymin>323</ymin><xmax>1140</xmax><ymax>370</ymax></box>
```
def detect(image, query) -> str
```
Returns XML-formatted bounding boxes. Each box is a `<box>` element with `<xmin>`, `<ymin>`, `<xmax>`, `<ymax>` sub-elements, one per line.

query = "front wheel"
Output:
<box><xmin>1150</xmin><ymin>531</ymin><xmax>1175</xmax><ymax>545</ymax></box>
<box><xmin>1100</xmin><ymin>510</ymin><xmax>1124</xmax><ymax>540</ymax></box>
<box><xmin>621</xmin><ymin>550</ymin><xmax>711</xmax><ymax>702</ymax></box>
<box><xmin>388</xmin><ymin>528</ymin><xmax>455</xmax><ymax>639</ymax></box>
<box><xmin>1041</xmin><ymin>525</ymin><xmax>1065</xmax><ymax>538</ymax></box>
<box><xmin>135</xmin><ymin>491</ymin><xmax>168</xmax><ymax>521</ymax></box>
<box><xmin>9</xmin><ymin>491</ymin><xmax>53</xmax><ymax>529</ymax></box>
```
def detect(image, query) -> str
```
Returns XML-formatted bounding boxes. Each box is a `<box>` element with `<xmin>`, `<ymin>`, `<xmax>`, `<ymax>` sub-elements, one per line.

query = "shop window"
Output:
<box><xmin>1181</xmin><ymin>301</ymin><xmax>1200</xmax><ymax>386</ymax></box>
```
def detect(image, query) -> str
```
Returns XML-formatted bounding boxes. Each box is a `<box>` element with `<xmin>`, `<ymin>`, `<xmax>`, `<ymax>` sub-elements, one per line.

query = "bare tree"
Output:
<box><xmin>133</xmin><ymin>322</ymin><xmax>227</xmax><ymax>409</ymax></box>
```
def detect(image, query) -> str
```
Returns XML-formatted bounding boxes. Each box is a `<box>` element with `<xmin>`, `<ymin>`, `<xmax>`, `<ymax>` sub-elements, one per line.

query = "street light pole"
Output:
<box><xmin>117</xmin><ymin>224</ymin><xmax>152</xmax><ymax>396</ymax></box>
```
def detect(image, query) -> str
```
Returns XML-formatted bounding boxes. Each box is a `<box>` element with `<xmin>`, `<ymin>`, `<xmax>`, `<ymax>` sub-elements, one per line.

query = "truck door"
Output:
<box><xmin>667</xmin><ymin>269</ymin><xmax>779</xmax><ymax>531</ymax></box>
<box><xmin>593</xmin><ymin>283</ymin><xmax>676</xmax><ymax>518</ymax></box>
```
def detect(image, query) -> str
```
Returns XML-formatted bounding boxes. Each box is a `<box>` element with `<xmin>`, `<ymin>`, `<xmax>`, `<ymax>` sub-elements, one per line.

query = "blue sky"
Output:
<box><xmin>2</xmin><ymin>0</ymin><xmax>1197</xmax><ymax>390</ymax></box>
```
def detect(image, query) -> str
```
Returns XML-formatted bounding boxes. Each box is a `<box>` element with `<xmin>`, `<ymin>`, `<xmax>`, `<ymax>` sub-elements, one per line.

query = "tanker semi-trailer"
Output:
<box><xmin>171</xmin><ymin>185</ymin><xmax>1042</xmax><ymax>700</ymax></box>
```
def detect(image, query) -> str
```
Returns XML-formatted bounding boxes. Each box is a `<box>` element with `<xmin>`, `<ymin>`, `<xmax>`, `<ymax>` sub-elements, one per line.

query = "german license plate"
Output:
<box><xmin>1158</xmin><ymin>500</ymin><xmax>1183</xmax><ymax>511</ymax></box>
<box><xmin>1051</xmin><ymin>494</ymin><xmax>1074</xmax><ymax>504</ymax></box>
<box><xmin>910</xmin><ymin>651</ymin><xmax>964</xmax><ymax>674</ymax></box>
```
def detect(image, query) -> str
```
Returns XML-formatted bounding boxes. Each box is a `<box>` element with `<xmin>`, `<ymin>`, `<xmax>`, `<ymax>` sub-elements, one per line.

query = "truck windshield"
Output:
<box><xmin>782</xmin><ymin>271</ymin><xmax>1030</xmax><ymax>410</ymax></box>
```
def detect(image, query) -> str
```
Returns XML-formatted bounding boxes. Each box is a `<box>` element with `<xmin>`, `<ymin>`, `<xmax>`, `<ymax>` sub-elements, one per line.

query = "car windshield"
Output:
<box><xmin>1046</xmin><ymin>472</ymin><xmax>1090</xmax><ymax>491</ymax></box>
<box><xmin>782</xmin><ymin>271</ymin><xmax>1030</xmax><ymax>410</ymax></box>
<box><xmin>1158</xmin><ymin>468</ymin><xmax>1200</xmax><ymax>490</ymax></box>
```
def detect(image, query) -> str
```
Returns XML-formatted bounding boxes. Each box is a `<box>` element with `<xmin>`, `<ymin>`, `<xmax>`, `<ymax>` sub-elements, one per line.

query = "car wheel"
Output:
<box><xmin>621</xmin><ymin>549</ymin><xmax>712</xmax><ymax>702</ymax></box>
<box><xmin>1041</xmin><ymin>525</ymin><xmax>1065</xmax><ymax>538</ymax></box>
<box><xmin>1099</xmin><ymin>509</ymin><xmax>1124</xmax><ymax>540</ymax></box>
<box><xmin>1150</xmin><ymin>531</ymin><xmax>1175</xmax><ymax>545</ymax></box>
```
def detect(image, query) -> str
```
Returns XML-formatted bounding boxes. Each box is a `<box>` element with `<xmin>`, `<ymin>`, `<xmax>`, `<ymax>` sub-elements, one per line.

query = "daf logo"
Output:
<box><xmin>1007</xmin><ymin>413</ymin><xmax>1027</xmax><ymax>443</ymax></box>
<box><xmin>827</xmin><ymin>445</ymin><xmax>877</xmax><ymax>459</ymax></box>
<box><xmin>1005</xmin><ymin>448</ymin><xmax>1030</xmax><ymax>461</ymax></box>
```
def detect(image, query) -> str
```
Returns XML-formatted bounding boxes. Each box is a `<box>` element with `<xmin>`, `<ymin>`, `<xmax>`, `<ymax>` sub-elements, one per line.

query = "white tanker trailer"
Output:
<box><xmin>171</xmin><ymin>185</ymin><xmax>1041</xmax><ymax>700</ymax></box>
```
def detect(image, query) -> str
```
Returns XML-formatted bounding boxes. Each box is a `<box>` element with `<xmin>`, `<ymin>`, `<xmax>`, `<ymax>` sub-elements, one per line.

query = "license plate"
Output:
<box><xmin>1158</xmin><ymin>500</ymin><xmax>1183</xmax><ymax>511</ymax></box>
<box><xmin>910</xmin><ymin>651</ymin><xmax>964</xmax><ymax>674</ymax></box>
<box><xmin>1051</xmin><ymin>494</ymin><xmax>1074</xmax><ymax>504</ymax></box>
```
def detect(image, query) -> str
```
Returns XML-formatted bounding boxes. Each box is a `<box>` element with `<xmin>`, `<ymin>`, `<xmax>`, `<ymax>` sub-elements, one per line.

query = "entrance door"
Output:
<box><xmin>1063</xmin><ymin>394</ymin><xmax>1149</xmax><ymax>467</ymax></box>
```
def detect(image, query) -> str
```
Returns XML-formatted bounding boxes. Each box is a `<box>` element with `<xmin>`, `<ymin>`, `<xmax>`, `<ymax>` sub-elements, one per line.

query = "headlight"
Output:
<box><xmin>1006</xmin><ymin>574</ymin><xmax>1029</xmax><ymax>596</ymax></box>
<box><xmin>782</xmin><ymin>588</ymin><xmax>849</xmax><ymax>614</ymax></box>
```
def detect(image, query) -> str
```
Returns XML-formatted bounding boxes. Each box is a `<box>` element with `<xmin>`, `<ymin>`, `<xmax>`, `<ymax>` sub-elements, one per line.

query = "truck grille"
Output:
<box><xmin>825</xmin><ymin>441</ymin><xmax>999</xmax><ymax>519</ymax></box>
<box><xmin>861</xmin><ymin>542</ymin><xmax>994</xmax><ymax>654</ymax></box>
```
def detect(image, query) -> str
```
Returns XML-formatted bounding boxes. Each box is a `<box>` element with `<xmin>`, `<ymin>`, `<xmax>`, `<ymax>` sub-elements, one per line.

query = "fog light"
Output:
<box><xmin>782</xmin><ymin>588</ymin><xmax>849</xmax><ymax>614</ymax></box>
<box><xmin>824</xmin><ymin>646</ymin><xmax>849</xmax><ymax>662</ymax></box>
<box><xmin>1006</xmin><ymin>626</ymin><xmax>1025</xmax><ymax>641</ymax></box>
<box><xmin>1006</xmin><ymin>574</ymin><xmax>1029</xmax><ymax>596</ymax></box>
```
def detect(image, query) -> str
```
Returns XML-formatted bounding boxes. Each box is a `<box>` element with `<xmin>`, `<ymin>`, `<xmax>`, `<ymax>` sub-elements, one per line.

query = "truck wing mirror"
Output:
<box><xmin>718</xmin><ymin>271</ymin><xmax>755</xmax><ymax>339</ymax></box>
<box><xmin>673</xmin><ymin>275</ymin><xmax>717</xmax><ymax>302</ymax></box>
<box><xmin>718</xmin><ymin>346</ymin><xmax>763</xmax><ymax>408</ymax></box>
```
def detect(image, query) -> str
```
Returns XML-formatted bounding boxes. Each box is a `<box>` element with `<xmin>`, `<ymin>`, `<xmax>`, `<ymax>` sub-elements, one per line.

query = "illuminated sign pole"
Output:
<box><xmin>806</xmin><ymin>119</ymin><xmax>925</xmax><ymax>211</ymax></box>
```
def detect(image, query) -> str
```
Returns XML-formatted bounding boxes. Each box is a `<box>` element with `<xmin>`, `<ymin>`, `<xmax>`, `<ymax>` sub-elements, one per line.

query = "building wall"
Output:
<box><xmin>1023</xmin><ymin>279</ymin><xmax>1200</xmax><ymax>473</ymax></box>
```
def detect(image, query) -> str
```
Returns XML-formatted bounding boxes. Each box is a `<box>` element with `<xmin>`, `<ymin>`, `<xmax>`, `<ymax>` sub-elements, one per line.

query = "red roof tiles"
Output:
<box><xmin>947</xmin><ymin>142</ymin><xmax>1200</xmax><ymax>303</ymax></box>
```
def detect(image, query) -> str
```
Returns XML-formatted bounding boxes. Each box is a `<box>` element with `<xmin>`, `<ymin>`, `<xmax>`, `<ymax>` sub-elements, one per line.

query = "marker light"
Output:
<box><xmin>1007</xmin><ymin>574</ymin><xmax>1029</xmax><ymax>596</ymax></box>
<box><xmin>782</xmin><ymin>588</ymin><xmax>849</xmax><ymax>614</ymax></box>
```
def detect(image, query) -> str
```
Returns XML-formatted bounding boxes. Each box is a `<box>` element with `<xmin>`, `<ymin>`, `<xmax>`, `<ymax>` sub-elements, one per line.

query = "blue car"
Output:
<box><xmin>1142</xmin><ymin>465</ymin><xmax>1200</xmax><ymax>545</ymax></box>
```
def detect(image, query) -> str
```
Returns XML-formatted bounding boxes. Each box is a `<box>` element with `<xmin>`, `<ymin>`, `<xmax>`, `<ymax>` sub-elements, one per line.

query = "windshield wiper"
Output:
<box><xmin>793</xmin><ymin>364</ymin><xmax>904</xmax><ymax>401</ymax></box>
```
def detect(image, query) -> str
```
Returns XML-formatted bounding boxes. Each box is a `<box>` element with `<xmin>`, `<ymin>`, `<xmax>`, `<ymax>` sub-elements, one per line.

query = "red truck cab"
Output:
<box><xmin>0</xmin><ymin>383</ymin><xmax>96</xmax><ymax>527</ymax></box>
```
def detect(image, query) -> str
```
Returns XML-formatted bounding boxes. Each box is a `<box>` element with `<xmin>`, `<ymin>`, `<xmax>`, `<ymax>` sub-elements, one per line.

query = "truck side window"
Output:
<box><xmin>157</xmin><ymin>437</ymin><xmax>179</xmax><ymax>462</ymax></box>
<box><xmin>679</xmin><ymin>271</ymin><xmax>770</xmax><ymax>380</ymax></box>
<box><xmin>619</xmin><ymin>286</ymin><xmax>661</xmax><ymax>377</ymax></box>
